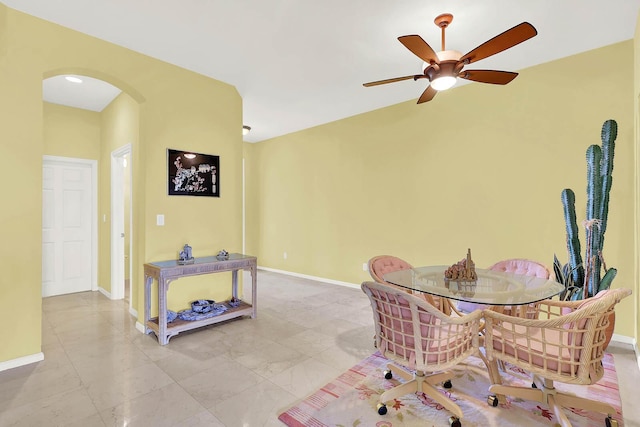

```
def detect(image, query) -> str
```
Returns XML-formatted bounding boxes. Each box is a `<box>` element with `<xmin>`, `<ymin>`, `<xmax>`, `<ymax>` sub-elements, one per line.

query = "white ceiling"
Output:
<box><xmin>7</xmin><ymin>0</ymin><xmax>640</xmax><ymax>142</ymax></box>
<box><xmin>43</xmin><ymin>75</ymin><xmax>121</xmax><ymax>112</ymax></box>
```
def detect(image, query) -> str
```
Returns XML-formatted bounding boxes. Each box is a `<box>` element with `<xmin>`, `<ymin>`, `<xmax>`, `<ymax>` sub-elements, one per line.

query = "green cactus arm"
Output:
<box><xmin>561</xmin><ymin>188</ymin><xmax>584</xmax><ymax>286</ymax></box>
<box><xmin>599</xmin><ymin>268</ymin><xmax>617</xmax><ymax>293</ymax></box>
<box><xmin>585</xmin><ymin>144</ymin><xmax>603</xmax><ymax>296</ymax></box>
<box><xmin>599</xmin><ymin>119</ymin><xmax>617</xmax><ymax>240</ymax></box>
<box><xmin>600</xmin><ymin>119</ymin><xmax>618</xmax><ymax>148</ymax></box>
<box><xmin>586</xmin><ymin>145</ymin><xmax>602</xmax><ymax>220</ymax></box>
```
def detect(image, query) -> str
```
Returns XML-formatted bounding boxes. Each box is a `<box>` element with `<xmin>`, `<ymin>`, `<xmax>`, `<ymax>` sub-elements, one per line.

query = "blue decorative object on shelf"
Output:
<box><xmin>178</xmin><ymin>303</ymin><xmax>228</xmax><ymax>321</ymax></box>
<box><xmin>191</xmin><ymin>299</ymin><xmax>215</xmax><ymax>313</ymax></box>
<box><xmin>167</xmin><ymin>310</ymin><xmax>178</xmax><ymax>323</ymax></box>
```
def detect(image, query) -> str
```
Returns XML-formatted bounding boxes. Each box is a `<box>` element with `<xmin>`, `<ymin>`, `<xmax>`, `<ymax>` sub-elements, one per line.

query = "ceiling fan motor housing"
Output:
<box><xmin>423</xmin><ymin>50</ymin><xmax>463</xmax><ymax>81</ymax></box>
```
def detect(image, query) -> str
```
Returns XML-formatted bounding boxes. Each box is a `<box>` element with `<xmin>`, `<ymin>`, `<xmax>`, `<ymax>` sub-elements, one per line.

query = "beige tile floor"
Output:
<box><xmin>0</xmin><ymin>270</ymin><xmax>638</xmax><ymax>426</ymax></box>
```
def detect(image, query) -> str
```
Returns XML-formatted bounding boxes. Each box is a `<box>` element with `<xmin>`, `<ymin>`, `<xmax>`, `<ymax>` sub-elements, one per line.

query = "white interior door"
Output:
<box><xmin>42</xmin><ymin>158</ymin><xmax>95</xmax><ymax>297</ymax></box>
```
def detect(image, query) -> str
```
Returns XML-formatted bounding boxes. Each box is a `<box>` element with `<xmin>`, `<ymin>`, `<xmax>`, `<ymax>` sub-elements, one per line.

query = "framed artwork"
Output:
<box><xmin>167</xmin><ymin>149</ymin><xmax>220</xmax><ymax>197</ymax></box>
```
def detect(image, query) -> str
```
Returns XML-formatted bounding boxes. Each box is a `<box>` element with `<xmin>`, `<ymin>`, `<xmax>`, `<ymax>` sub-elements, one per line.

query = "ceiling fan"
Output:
<box><xmin>363</xmin><ymin>13</ymin><xmax>537</xmax><ymax>104</ymax></box>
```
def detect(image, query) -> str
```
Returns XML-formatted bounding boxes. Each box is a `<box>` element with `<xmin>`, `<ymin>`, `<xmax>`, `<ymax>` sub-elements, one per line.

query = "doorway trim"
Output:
<box><xmin>110</xmin><ymin>144</ymin><xmax>132</xmax><ymax>302</ymax></box>
<box><xmin>42</xmin><ymin>155</ymin><xmax>98</xmax><ymax>293</ymax></box>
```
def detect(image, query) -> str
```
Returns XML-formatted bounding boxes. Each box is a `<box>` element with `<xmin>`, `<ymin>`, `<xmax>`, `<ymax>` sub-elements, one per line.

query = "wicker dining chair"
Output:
<box><xmin>362</xmin><ymin>280</ymin><xmax>484</xmax><ymax>427</ymax></box>
<box><xmin>483</xmin><ymin>288</ymin><xmax>631</xmax><ymax>427</ymax></box>
<box><xmin>457</xmin><ymin>258</ymin><xmax>550</xmax><ymax>317</ymax></box>
<box><xmin>368</xmin><ymin>255</ymin><xmax>460</xmax><ymax>315</ymax></box>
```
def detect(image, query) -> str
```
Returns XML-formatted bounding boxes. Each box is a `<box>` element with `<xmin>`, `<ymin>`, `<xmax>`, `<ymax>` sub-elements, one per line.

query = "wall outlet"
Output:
<box><xmin>283</xmin><ymin>252</ymin><xmax>288</xmax><ymax>260</ymax></box>
<box><xmin>362</xmin><ymin>263</ymin><xmax>368</xmax><ymax>272</ymax></box>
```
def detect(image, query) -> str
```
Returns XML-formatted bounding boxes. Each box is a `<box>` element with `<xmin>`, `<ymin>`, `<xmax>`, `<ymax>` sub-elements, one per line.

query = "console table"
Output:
<box><xmin>143</xmin><ymin>253</ymin><xmax>257</xmax><ymax>345</ymax></box>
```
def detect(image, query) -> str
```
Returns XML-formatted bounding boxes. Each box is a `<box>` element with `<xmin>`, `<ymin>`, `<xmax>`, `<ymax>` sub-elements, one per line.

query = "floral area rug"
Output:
<box><xmin>278</xmin><ymin>352</ymin><xmax>623</xmax><ymax>427</ymax></box>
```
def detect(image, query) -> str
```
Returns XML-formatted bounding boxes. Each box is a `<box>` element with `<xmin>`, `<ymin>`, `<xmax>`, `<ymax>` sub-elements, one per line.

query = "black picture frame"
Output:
<box><xmin>167</xmin><ymin>149</ymin><xmax>220</xmax><ymax>197</ymax></box>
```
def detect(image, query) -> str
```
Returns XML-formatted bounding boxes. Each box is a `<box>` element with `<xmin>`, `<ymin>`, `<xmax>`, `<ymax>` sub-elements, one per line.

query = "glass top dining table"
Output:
<box><xmin>383</xmin><ymin>265</ymin><xmax>564</xmax><ymax>306</ymax></box>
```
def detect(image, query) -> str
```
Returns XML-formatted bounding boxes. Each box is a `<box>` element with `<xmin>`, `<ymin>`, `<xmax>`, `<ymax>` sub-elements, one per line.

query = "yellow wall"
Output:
<box><xmin>139</xmin><ymin>74</ymin><xmax>244</xmax><ymax>312</ymax></box>
<box><xmin>0</xmin><ymin>5</ymin><xmax>242</xmax><ymax>363</ymax></box>
<box><xmin>99</xmin><ymin>92</ymin><xmax>138</xmax><ymax>300</ymax></box>
<box><xmin>43</xmin><ymin>103</ymin><xmax>101</xmax><ymax>159</ymax></box>
<box><xmin>245</xmin><ymin>41</ymin><xmax>637</xmax><ymax>339</ymax></box>
<box><xmin>0</xmin><ymin>5</ymin><xmax>44</xmax><ymax>362</ymax></box>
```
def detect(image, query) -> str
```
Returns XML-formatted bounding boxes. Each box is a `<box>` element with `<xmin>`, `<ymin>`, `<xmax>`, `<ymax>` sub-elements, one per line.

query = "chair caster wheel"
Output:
<box><xmin>383</xmin><ymin>370</ymin><xmax>392</xmax><ymax>380</ymax></box>
<box><xmin>448</xmin><ymin>416</ymin><xmax>461</xmax><ymax>427</ymax></box>
<box><xmin>376</xmin><ymin>403</ymin><xmax>387</xmax><ymax>415</ymax></box>
<box><xmin>531</xmin><ymin>382</ymin><xmax>537</xmax><ymax>388</ymax></box>
<box><xmin>605</xmin><ymin>416</ymin><xmax>618</xmax><ymax>427</ymax></box>
<box><xmin>487</xmin><ymin>395</ymin><xmax>499</xmax><ymax>407</ymax></box>
<box><xmin>443</xmin><ymin>379</ymin><xmax>452</xmax><ymax>389</ymax></box>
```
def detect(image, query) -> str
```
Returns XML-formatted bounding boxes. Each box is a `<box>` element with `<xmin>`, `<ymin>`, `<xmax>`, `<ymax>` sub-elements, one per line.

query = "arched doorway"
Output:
<box><xmin>41</xmin><ymin>71</ymin><xmax>141</xmax><ymax>313</ymax></box>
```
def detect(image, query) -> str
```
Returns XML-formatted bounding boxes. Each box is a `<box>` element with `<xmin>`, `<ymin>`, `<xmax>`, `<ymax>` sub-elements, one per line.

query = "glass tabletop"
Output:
<box><xmin>383</xmin><ymin>265</ymin><xmax>564</xmax><ymax>306</ymax></box>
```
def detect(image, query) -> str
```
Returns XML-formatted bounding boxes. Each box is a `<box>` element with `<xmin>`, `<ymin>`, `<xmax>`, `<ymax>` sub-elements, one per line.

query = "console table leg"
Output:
<box><xmin>250</xmin><ymin>265</ymin><xmax>257</xmax><ymax>318</ymax></box>
<box><xmin>232</xmin><ymin>269</ymin><xmax>238</xmax><ymax>300</ymax></box>
<box><xmin>158</xmin><ymin>278</ymin><xmax>168</xmax><ymax>345</ymax></box>
<box><xmin>144</xmin><ymin>275</ymin><xmax>153</xmax><ymax>335</ymax></box>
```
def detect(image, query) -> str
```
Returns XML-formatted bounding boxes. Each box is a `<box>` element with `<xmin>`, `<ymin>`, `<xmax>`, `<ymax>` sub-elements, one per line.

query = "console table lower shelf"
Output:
<box><xmin>146</xmin><ymin>301</ymin><xmax>253</xmax><ymax>344</ymax></box>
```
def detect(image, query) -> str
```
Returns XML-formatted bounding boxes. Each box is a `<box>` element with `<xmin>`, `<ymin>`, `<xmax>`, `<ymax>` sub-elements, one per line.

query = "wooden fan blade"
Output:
<box><xmin>363</xmin><ymin>75</ymin><xmax>420</xmax><ymax>87</ymax></box>
<box><xmin>398</xmin><ymin>35</ymin><xmax>439</xmax><ymax>64</ymax></box>
<box><xmin>417</xmin><ymin>85</ymin><xmax>437</xmax><ymax>104</ymax></box>
<box><xmin>460</xmin><ymin>22</ymin><xmax>537</xmax><ymax>65</ymax></box>
<box><xmin>459</xmin><ymin>70</ymin><xmax>518</xmax><ymax>85</ymax></box>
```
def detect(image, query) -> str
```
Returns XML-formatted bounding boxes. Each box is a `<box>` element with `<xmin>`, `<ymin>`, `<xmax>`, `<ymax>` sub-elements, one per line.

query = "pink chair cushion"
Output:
<box><xmin>567</xmin><ymin>290</ymin><xmax>612</xmax><ymax>345</ymax></box>
<box><xmin>369</xmin><ymin>256</ymin><xmax>412</xmax><ymax>282</ymax></box>
<box><xmin>491</xmin><ymin>325</ymin><xmax>579</xmax><ymax>375</ymax></box>
<box><xmin>489</xmin><ymin>259</ymin><xmax>550</xmax><ymax>278</ymax></box>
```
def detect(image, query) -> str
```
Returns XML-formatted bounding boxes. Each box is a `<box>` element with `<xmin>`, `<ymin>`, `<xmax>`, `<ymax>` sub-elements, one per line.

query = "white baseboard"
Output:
<box><xmin>0</xmin><ymin>352</ymin><xmax>44</xmax><ymax>372</ymax></box>
<box><xmin>135</xmin><ymin>321</ymin><xmax>146</xmax><ymax>334</ymax></box>
<box><xmin>611</xmin><ymin>333</ymin><xmax>635</xmax><ymax>346</ymax></box>
<box><xmin>98</xmin><ymin>286</ymin><xmax>111</xmax><ymax>299</ymax></box>
<box><xmin>129</xmin><ymin>307</ymin><xmax>138</xmax><ymax>318</ymax></box>
<box><xmin>257</xmin><ymin>266</ymin><xmax>360</xmax><ymax>289</ymax></box>
<box><xmin>632</xmin><ymin>334</ymin><xmax>640</xmax><ymax>369</ymax></box>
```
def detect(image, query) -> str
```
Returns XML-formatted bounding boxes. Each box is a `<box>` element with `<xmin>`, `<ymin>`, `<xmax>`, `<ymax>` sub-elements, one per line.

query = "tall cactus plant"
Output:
<box><xmin>559</xmin><ymin>119</ymin><xmax>618</xmax><ymax>300</ymax></box>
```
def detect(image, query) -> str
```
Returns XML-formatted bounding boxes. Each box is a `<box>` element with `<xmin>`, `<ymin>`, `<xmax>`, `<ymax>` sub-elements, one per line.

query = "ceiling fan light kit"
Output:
<box><xmin>430</xmin><ymin>75</ymin><xmax>457</xmax><ymax>91</ymax></box>
<box><xmin>364</xmin><ymin>13</ymin><xmax>538</xmax><ymax>104</ymax></box>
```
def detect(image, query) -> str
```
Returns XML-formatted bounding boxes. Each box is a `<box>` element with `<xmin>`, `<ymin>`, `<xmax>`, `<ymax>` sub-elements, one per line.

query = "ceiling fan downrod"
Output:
<box><xmin>434</xmin><ymin>13</ymin><xmax>453</xmax><ymax>52</ymax></box>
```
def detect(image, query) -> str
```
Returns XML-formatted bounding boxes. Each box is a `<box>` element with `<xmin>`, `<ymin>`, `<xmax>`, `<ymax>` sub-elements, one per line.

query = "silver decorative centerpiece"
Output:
<box><xmin>178</xmin><ymin>244</ymin><xmax>195</xmax><ymax>265</ymax></box>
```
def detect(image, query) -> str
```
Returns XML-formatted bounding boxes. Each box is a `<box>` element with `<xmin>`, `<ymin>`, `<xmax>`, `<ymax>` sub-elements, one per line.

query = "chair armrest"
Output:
<box><xmin>482</xmin><ymin>300</ymin><xmax>604</xmax><ymax>330</ymax></box>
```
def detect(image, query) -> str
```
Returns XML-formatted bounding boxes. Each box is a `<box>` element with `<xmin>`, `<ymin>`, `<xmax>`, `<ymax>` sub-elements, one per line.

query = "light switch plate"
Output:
<box><xmin>157</xmin><ymin>214</ymin><xmax>164</xmax><ymax>226</ymax></box>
